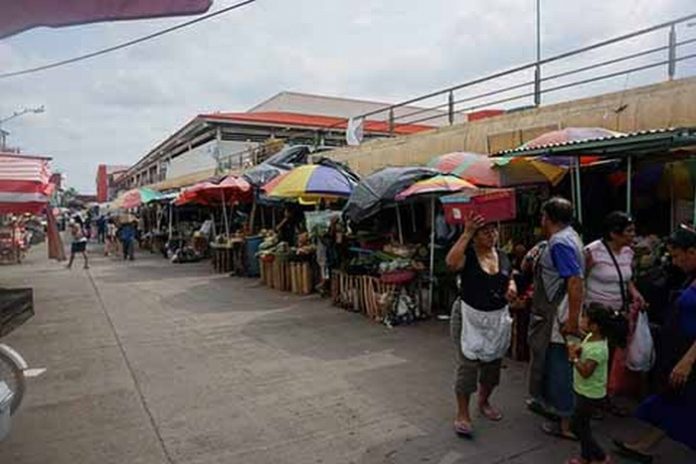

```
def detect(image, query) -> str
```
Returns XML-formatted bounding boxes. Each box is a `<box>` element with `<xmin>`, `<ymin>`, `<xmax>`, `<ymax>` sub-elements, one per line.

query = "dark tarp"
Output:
<box><xmin>343</xmin><ymin>166</ymin><xmax>438</xmax><ymax>224</ymax></box>
<box><xmin>242</xmin><ymin>163</ymin><xmax>288</xmax><ymax>189</ymax></box>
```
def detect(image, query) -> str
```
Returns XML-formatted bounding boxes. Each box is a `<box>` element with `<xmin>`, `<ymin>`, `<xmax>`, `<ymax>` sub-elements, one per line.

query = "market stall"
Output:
<box><xmin>174</xmin><ymin>174</ymin><xmax>254</xmax><ymax>272</ymax></box>
<box><xmin>256</xmin><ymin>161</ymin><xmax>360</xmax><ymax>296</ymax></box>
<box><xmin>340</xmin><ymin>166</ymin><xmax>441</xmax><ymax>325</ymax></box>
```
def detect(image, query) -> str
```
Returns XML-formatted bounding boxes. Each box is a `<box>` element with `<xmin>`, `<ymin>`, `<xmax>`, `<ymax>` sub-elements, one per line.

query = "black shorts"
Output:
<box><xmin>71</xmin><ymin>241</ymin><xmax>86</xmax><ymax>253</ymax></box>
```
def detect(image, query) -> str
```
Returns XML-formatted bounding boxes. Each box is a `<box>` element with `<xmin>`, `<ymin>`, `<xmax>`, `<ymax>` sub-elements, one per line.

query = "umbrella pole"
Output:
<box><xmin>429</xmin><ymin>197</ymin><xmax>436</xmax><ymax>314</ymax></box>
<box><xmin>626</xmin><ymin>156</ymin><xmax>633</xmax><ymax>215</ymax></box>
<box><xmin>670</xmin><ymin>166</ymin><xmax>675</xmax><ymax>231</ymax></box>
<box><xmin>410</xmin><ymin>202</ymin><xmax>417</xmax><ymax>233</ymax></box>
<box><xmin>693</xmin><ymin>184</ymin><xmax>696</xmax><ymax>226</ymax></box>
<box><xmin>396</xmin><ymin>204</ymin><xmax>404</xmax><ymax>244</ymax></box>
<box><xmin>570</xmin><ymin>162</ymin><xmax>577</xmax><ymax>211</ymax></box>
<box><xmin>220</xmin><ymin>190</ymin><xmax>230</xmax><ymax>238</ymax></box>
<box><xmin>168</xmin><ymin>204</ymin><xmax>173</xmax><ymax>241</ymax></box>
<box><xmin>250</xmin><ymin>200</ymin><xmax>257</xmax><ymax>233</ymax></box>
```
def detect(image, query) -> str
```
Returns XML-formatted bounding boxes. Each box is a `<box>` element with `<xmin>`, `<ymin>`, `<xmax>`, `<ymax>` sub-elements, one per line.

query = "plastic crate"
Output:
<box><xmin>441</xmin><ymin>189</ymin><xmax>516</xmax><ymax>225</ymax></box>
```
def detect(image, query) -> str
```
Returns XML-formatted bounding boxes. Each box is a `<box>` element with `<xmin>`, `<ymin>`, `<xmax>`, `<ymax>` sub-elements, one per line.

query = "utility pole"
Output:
<box><xmin>0</xmin><ymin>105</ymin><xmax>45</xmax><ymax>151</ymax></box>
<box><xmin>534</xmin><ymin>0</ymin><xmax>542</xmax><ymax>106</ymax></box>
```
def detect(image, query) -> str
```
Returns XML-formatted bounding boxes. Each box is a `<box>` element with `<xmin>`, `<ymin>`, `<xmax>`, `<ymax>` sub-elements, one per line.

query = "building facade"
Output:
<box><xmin>117</xmin><ymin>91</ymin><xmax>439</xmax><ymax>192</ymax></box>
<box><xmin>96</xmin><ymin>164</ymin><xmax>129</xmax><ymax>202</ymax></box>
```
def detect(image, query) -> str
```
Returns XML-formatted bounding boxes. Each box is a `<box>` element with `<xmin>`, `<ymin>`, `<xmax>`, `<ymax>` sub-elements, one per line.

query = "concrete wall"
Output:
<box><xmin>324</xmin><ymin>77</ymin><xmax>696</xmax><ymax>175</ymax></box>
<box><xmin>166</xmin><ymin>140</ymin><xmax>253</xmax><ymax>179</ymax></box>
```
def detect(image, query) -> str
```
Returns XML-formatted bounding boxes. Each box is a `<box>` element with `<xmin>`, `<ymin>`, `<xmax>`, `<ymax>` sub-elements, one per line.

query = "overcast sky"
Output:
<box><xmin>0</xmin><ymin>0</ymin><xmax>694</xmax><ymax>192</ymax></box>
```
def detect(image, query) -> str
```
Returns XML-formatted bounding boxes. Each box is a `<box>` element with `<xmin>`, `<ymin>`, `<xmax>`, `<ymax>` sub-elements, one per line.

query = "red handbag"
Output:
<box><xmin>608</xmin><ymin>347</ymin><xmax>641</xmax><ymax>397</ymax></box>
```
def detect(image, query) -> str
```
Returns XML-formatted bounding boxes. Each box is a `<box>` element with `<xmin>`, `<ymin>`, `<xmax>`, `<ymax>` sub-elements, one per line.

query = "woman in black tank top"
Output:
<box><xmin>446</xmin><ymin>215</ymin><xmax>517</xmax><ymax>438</ymax></box>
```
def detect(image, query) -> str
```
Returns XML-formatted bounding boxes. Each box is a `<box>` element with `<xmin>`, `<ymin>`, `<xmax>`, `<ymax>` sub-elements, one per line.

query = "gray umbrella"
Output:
<box><xmin>343</xmin><ymin>166</ymin><xmax>439</xmax><ymax>224</ymax></box>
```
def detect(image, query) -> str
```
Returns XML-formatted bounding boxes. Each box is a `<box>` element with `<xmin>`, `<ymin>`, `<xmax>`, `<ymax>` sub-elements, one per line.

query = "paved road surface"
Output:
<box><xmin>0</xmin><ymin>245</ymin><xmax>693</xmax><ymax>463</ymax></box>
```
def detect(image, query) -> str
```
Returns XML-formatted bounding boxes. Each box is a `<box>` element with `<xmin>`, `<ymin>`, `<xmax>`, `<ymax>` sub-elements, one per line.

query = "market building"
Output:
<box><xmin>115</xmin><ymin>91</ymin><xmax>453</xmax><ymax>194</ymax></box>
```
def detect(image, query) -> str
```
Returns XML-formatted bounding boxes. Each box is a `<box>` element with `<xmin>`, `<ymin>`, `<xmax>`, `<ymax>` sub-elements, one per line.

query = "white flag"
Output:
<box><xmin>346</xmin><ymin>117</ymin><xmax>364</xmax><ymax>146</ymax></box>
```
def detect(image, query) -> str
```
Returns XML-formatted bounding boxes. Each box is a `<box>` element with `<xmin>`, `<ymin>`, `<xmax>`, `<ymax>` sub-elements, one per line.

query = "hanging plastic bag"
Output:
<box><xmin>626</xmin><ymin>311</ymin><xmax>655</xmax><ymax>372</ymax></box>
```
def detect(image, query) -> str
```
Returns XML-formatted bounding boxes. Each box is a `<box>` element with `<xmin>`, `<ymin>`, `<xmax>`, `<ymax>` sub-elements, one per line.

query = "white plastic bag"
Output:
<box><xmin>626</xmin><ymin>311</ymin><xmax>655</xmax><ymax>372</ymax></box>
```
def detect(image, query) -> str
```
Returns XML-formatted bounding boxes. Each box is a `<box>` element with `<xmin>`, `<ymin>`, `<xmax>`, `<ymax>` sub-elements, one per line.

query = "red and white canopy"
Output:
<box><xmin>0</xmin><ymin>153</ymin><xmax>53</xmax><ymax>214</ymax></box>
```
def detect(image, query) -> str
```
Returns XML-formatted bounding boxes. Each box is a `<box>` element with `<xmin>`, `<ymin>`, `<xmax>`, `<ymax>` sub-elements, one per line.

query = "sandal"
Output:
<box><xmin>454</xmin><ymin>421</ymin><xmax>473</xmax><ymax>438</ymax></box>
<box><xmin>541</xmin><ymin>422</ymin><xmax>578</xmax><ymax>442</ymax></box>
<box><xmin>612</xmin><ymin>440</ymin><xmax>653</xmax><ymax>463</ymax></box>
<box><xmin>479</xmin><ymin>403</ymin><xmax>503</xmax><ymax>421</ymax></box>
<box><xmin>526</xmin><ymin>398</ymin><xmax>559</xmax><ymax>421</ymax></box>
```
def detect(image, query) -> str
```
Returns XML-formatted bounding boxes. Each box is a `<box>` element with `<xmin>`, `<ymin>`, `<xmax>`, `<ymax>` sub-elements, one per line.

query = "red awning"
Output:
<box><xmin>0</xmin><ymin>0</ymin><xmax>213</xmax><ymax>39</ymax></box>
<box><xmin>0</xmin><ymin>154</ymin><xmax>52</xmax><ymax>214</ymax></box>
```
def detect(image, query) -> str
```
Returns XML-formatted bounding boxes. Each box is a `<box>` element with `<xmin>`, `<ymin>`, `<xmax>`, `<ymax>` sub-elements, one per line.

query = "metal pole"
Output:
<box><xmin>626</xmin><ymin>156</ymin><xmax>633</xmax><ymax>215</ymax></box>
<box><xmin>534</xmin><ymin>0</ymin><xmax>542</xmax><ymax>106</ymax></box>
<box><xmin>570</xmin><ymin>161</ymin><xmax>577</xmax><ymax>210</ymax></box>
<box><xmin>168</xmin><ymin>204</ymin><xmax>173</xmax><ymax>240</ymax></box>
<box><xmin>410</xmin><ymin>202</ymin><xmax>417</xmax><ymax>232</ymax></box>
<box><xmin>448</xmin><ymin>91</ymin><xmax>455</xmax><ymax>125</ymax></box>
<box><xmin>668</xmin><ymin>24</ymin><xmax>677</xmax><ymax>80</ymax></box>
<box><xmin>575</xmin><ymin>157</ymin><xmax>583</xmax><ymax>224</ymax></box>
<box><xmin>669</xmin><ymin>165</ymin><xmax>675</xmax><ymax>231</ymax></box>
<box><xmin>388</xmin><ymin>108</ymin><xmax>395</xmax><ymax>136</ymax></box>
<box><xmin>429</xmin><ymin>197</ymin><xmax>436</xmax><ymax>314</ymax></box>
<box><xmin>220</xmin><ymin>190</ymin><xmax>230</xmax><ymax>238</ymax></box>
<box><xmin>396</xmin><ymin>205</ymin><xmax>404</xmax><ymax>244</ymax></box>
<box><xmin>692</xmin><ymin>184</ymin><xmax>696</xmax><ymax>226</ymax></box>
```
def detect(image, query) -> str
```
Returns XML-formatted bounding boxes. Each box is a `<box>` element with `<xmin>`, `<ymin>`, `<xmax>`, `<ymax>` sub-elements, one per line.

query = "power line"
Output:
<box><xmin>0</xmin><ymin>0</ymin><xmax>256</xmax><ymax>80</ymax></box>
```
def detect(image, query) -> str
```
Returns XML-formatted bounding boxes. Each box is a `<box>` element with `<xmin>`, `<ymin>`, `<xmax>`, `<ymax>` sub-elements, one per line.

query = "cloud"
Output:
<box><xmin>0</xmin><ymin>0</ymin><xmax>694</xmax><ymax>192</ymax></box>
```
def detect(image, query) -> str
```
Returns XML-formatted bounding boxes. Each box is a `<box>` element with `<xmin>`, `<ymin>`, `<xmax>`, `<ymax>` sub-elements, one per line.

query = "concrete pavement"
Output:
<box><xmin>0</xmin><ymin>244</ymin><xmax>693</xmax><ymax>463</ymax></box>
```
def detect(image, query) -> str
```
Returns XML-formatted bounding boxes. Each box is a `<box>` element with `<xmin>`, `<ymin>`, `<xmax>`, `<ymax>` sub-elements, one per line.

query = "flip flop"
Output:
<box><xmin>454</xmin><ymin>421</ymin><xmax>473</xmax><ymax>438</ymax></box>
<box><xmin>612</xmin><ymin>439</ymin><xmax>653</xmax><ymax>464</ymax></box>
<box><xmin>479</xmin><ymin>404</ymin><xmax>503</xmax><ymax>421</ymax></box>
<box><xmin>526</xmin><ymin>398</ymin><xmax>560</xmax><ymax>421</ymax></box>
<box><xmin>541</xmin><ymin>422</ymin><xmax>578</xmax><ymax>442</ymax></box>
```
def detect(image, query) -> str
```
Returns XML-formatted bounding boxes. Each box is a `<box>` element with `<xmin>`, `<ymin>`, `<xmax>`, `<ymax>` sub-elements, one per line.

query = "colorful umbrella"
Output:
<box><xmin>394</xmin><ymin>173</ymin><xmax>477</xmax><ymax>314</ymax></box>
<box><xmin>428</xmin><ymin>152</ymin><xmax>566</xmax><ymax>187</ymax></box>
<box><xmin>395</xmin><ymin>174</ymin><xmax>476</xmax><ymax>200</ymax></box>
<box><xmin>176</xmin><ymin>176</ymin><xmax>252</xmax><ymax>206</ymax></box>
<box><xmin>262</xmin><ymin>164</ymin><xmax>358</xmax><ymax>201</ymax></box>
<box><xmin>114</xmin><ymin>187</ymin><xmax>163</xmax><ymax>209</ymax></box>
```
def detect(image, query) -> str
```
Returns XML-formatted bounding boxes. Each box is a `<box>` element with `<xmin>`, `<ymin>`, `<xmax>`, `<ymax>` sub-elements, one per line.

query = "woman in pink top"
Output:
<box><xmin>585</xmin><ymin>211</ymin><xmax>646</xmax><ymax>416</ymax></box>
<box><xmin>585</xmin><ymin>212</ymin><xmax>645</xmax><ymax>311</ymax></box>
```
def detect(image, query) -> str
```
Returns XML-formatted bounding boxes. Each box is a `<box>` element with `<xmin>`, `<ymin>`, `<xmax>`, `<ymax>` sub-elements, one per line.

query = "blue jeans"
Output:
<box><xmin>541</xmin><ymin>343</ymin><xmax>575</xmax><ymax>417</ymax></box>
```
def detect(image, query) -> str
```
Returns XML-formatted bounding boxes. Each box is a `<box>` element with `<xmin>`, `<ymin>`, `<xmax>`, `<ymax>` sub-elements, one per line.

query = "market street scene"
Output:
<box><xmin>1</xmin><ymin>2</ymin><xmax>696</xmax><ymax>464</ymax></box>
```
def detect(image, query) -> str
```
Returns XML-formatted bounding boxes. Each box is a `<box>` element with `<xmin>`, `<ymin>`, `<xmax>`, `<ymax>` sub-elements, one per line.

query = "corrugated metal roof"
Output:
<box><xmin>494</xmin><ymin>127</ymin><xmax>696</xmax><ymax>157</ymax></box>
<box><xmin>199</xmin><ymin>111</ymin><xmax>433</xmax><ymax>135</ymax></box>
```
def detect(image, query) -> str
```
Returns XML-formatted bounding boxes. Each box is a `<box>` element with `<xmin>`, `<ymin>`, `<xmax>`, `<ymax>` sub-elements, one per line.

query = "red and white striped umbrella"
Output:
<box><xmin>0</xmin><ymin>153</ymin><xmax>53</xmax><ymax>214</ymax></box>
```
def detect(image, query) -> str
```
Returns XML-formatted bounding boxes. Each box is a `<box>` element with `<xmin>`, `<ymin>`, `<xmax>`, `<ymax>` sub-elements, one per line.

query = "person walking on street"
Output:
<box><xmin>96</xmin><ymin>215</ymin><xmax>107</xmax><ymax>244</ymax></box>
<box><xmin>527</xmin><ymin>197</ymin><xmax>585</xmax><ymax>441</ymax></box>
<box><xmin>446</xmin><ymin>212</ymin><xmax>517</xmax><ymax>438</ymax></box>
<box><xmin>104</xmin><ymin>218</ymin><xmax>117</xmax><ymax>257</ymax></box>
<box><xmin>118</xmin><ymin>219</ymin><xmax>136</xmax><ymax>261</ymax></box>
<box><xmin>66</xmin><ymin>221</ymin><xmax>89</xmax><ymax>269</ymax></box>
